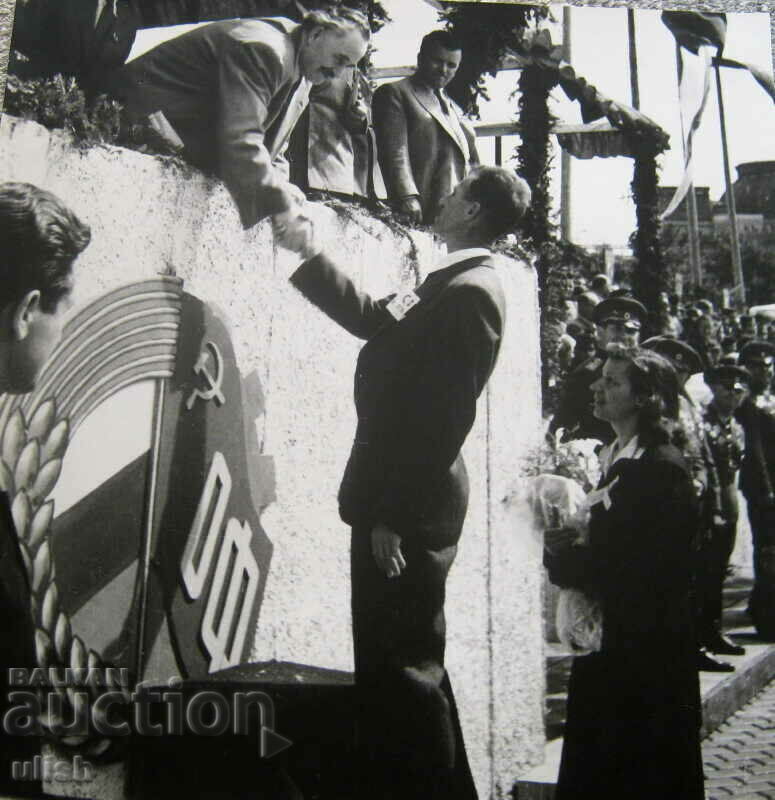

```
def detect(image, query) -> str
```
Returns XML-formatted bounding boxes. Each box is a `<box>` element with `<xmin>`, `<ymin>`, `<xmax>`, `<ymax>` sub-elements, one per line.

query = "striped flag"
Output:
<box><xmin>660</xmin><ymin>12</ymin><xmax>725</xmax><ymax>221</ymax></box>
<box><xmin>660</xmin><ymin>11</ymin><xmax>774</xmax><ymax>221</ymax></box>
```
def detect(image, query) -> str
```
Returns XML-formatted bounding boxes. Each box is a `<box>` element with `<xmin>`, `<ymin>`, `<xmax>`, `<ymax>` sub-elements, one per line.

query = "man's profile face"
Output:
<box><xmin>431</xmin><ymin>177</ymin><xmax>473</xmax><ymax>237</ymax></box>
<box><xmin>416</xmin><ymin>42</ymin><xmax>462</xmax><ymax>91</ymax></box>
<box><xmin>6</xmin><ymin>286</ymin><xmax>73</xmax><ymax>394</ymax></box>
<box><xmin>300</xmin><ymin>26</ymin><xmax>368</xmax><ymax>85</ymax></box>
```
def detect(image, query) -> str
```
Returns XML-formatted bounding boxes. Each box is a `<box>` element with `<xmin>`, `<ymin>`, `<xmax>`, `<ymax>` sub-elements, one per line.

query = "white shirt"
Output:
<box><xmin>598</xmin><ymin>434</ymin><xmax>645</xmax><ymax>477</ymax></box>
<box><xmin>432</xmin><ymin>247</ymin><xmax>491</xmax><ymax>273</ymax></box>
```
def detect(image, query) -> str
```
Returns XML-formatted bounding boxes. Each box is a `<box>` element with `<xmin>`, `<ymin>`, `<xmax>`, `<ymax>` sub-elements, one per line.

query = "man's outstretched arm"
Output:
<box><xmin>289</xmin><ymin>250</ymin><xmax>395</xmax><ymax>340</ymax></box>
<box><xmin>217</xmin><ymin>39</ymin><xmax>305</xmax><ymax>228</ymax></box>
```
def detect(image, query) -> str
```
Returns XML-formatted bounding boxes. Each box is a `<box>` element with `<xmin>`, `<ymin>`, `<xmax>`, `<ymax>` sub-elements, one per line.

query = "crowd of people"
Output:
<box><xmin>552</xmin><ymin>275</ymin><xmax>775</xmax><ymax>657</ymax></box>
<box><xmin>543</xmin><ymin>275</ymin><xmax>775</xmax><ymax>798</ymax></box>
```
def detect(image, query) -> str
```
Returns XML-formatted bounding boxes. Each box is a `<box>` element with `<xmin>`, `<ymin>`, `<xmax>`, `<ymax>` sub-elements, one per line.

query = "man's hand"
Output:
<box><xmin>273</xmin><ymin>205</ymin><xmax>320</xmax><ymax>260</ymax></box>
<box><xmin>397</xmin><ymin>196</ymin><xmax>423</xmax><ymax>225</ymax></box>
<box><xmin>371</xmin><ymin>523</ymin><xmax>406</xmax><ymax>578</ymax></box>
<box><xmin>342</xmin><ymin>98</ymin><xmax>369</xmax><ymax>133</ymax></box>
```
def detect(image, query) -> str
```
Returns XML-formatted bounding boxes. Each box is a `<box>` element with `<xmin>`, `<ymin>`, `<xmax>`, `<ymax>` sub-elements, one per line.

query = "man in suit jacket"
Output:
<box><xmin>281</xmin><ymin>167</ymin><xmax>531</xmax><ymax>800</ymax></box>
<box><xmin>372</xmin><ymin>30</ymin><xmax>479</xmax><ymax>225</ymax></box>
<box><xmin>103</xmin><ymin>8</ymin><xmax>369</xmax><ymax>228</ymax></box>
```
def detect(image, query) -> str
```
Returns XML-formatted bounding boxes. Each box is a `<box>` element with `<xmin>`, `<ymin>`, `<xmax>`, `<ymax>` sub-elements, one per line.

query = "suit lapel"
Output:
<box><xmin>408</xmin><ymin>80</ymin><xmax>470</xmax><ymax>162</ymax></box>
<box><xmin>267</xmin><ymin>77</ymin><xmax>311</xmax><ymax>159</ymax></box>
<box><xmin>360</xmin><ymin>257</ymin><xmax>494</xmax><ymax>358</ymax></box>
<box><xmin>415</xmin><ymin>256</ymin><xmax>493</xmax><ymax>304</ymax></box>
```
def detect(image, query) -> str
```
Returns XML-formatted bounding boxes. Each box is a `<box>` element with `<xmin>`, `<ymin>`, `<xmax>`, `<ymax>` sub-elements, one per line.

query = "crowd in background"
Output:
<box><xmin>552</xmin><ymin>274</ymin><xmax>775</xmax><ymax>664</ymax></box>
<box><xmin>560</xmin><ymin>274</ymin><xmax>775</xmax><ymax>378</ymax></box>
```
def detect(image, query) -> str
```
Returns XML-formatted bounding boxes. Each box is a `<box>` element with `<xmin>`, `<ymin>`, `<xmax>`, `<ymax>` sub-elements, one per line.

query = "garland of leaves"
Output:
<box><xmin>439</xmin><ymin>3</ymin><xmax>548</xmax><ymax>117</ymax></box>
<box><xmin>1</xmin><ymin>400</ymin><xmax>127</xmax><ymax>759</ymax></box>
<box><xmin>517</xmin><ymin>64</ymin><xmax>570</xmax><ymax>410</ymax></box>
<box><xmin>629</xmin><ymin>145</ymin><xmax>670</xmax><ymax>337</ymax></box>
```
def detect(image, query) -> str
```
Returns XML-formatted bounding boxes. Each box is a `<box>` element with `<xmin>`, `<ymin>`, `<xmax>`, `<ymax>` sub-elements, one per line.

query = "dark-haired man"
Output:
<box><xmin>104</xmin><ymin>8</ymin><xmax>370</xmax><ymax>228</ymax></box>
<box><xmin>372</xmin><ymin>30</ymin><xmax>479</xmax><ymax>225</ymax></box>
<box><xmin>0</xmin><ymin>182</ymin><xmax>91</xmax><ymax>797</ymax></box>
<box><xmin>281</xmin><ymin>167</ymin><xmax>531</xmax><ymax>800</ymax></box>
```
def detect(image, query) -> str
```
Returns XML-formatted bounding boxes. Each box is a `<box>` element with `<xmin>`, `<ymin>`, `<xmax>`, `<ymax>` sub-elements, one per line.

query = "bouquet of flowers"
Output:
<box><xmin>528</xmin><ymin>473</ymin><xmax>602</xmax><ymax>655</ymax></box>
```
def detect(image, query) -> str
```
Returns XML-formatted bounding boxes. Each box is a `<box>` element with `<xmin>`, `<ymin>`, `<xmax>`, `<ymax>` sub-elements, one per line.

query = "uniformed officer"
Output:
<box><xmin>735</xmin><ymin>341</ymin><xmax>775</xmax><ymax>638</ymax></box>
<box><xmin>548</xmin><ymin>295</ymin><xmax>647</xmax><ymax>444</ymax></box>
<box><xmin>642</xmin><ymin>336</ymin><xmax>733</xmax><ymax>670</ymax></box>
<box><xmin>701</xmin><ymin>364</ymin><xmax>749</xmax><ymax>656</ymax></box>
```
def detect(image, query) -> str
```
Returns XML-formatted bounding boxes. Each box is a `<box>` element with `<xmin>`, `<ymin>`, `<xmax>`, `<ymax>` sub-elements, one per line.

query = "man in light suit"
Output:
<box><xmin>279</xmin><ymin>167</ymin><xmax>531</xmax><ymax>800</ymax></box>
<box><xmin>372</xmin><ymin>30</ymin><xmax>479</xmax><ymax>225</ymax></box>
<box><xmin>103</xmin><ymin>8</ymin><xmax>369</xmax><ymax>228</ymax></box>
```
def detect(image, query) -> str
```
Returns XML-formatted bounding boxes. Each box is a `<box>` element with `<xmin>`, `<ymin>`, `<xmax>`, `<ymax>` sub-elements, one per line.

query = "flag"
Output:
<box><xmin>661</xmin><ymin>11</ymin><xmax>726</xmax><ymax>54</ymax></box>
<box><xmin>716</xmin><ymin>57</ymin><xmax>775</xmax><ymax>103</ymax></box>
<box><xmin>660</xmin><ymin>12</ymin><xmax>726</xmax><ymax>221</ymax></box>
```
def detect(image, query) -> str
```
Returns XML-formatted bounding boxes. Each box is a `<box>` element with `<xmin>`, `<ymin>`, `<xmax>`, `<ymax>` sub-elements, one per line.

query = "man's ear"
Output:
<box><xmin>11</xmin><ymin>290</ymin><xmax>41</xmax><ymax>342</ymax></box>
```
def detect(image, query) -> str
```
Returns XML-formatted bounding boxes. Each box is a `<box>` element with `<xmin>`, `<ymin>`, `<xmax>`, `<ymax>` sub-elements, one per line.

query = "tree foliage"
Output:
<box><xmin>438</xmin><ymin>2</ymin><xmax>549</xmax><ymax>117</ymax></box>
<box><xmin>4</xmin><ymin>72</ymin><xmax>184</xmax><ymax>158</ymax></box>
<box><xmin>662</xmin><ymin>225</ymin><xmax>775</xmax><ymax>308</ymax></box>
<box><xmin>629</xmin><ymin>151</ymin><xmax>669</xmax><ymax>336</ymax></box>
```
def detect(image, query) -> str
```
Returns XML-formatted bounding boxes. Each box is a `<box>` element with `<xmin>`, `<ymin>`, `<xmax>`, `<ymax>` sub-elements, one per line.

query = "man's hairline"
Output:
<box><xmin>419</xmin><ymin>43</ymin><xmax>462</xmax><ymax>58</ymax></box>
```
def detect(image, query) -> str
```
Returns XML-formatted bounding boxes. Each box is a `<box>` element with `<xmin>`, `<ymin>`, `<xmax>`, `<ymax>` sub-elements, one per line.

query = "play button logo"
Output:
<box><xmin>261</xmin><ymin>725</ymin><xmax>293</xmax><ymax>759</ymax></box>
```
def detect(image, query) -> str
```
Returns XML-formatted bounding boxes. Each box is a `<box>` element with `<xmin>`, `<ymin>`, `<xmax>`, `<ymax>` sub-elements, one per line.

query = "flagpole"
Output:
<box><xmin>133</xmin><ymin>377</ymin><xmax>167</xmax><ymax>684</ymax></box>
<box><xmin>560</xmin><ymin>5</ymin><xmax>572</xmax><ymax>242</ymax></box>
<box><xmin>627</xmin><ymin>9</ymin><xmax>640</xmax><ymax>109</ymax></box>
<box><xmin>714</xmin><ymin>61</ymin><xmax>746</xmax><ymax>306</ymax></box>
<box><xmin>675</xmin><ymin>43</ymin><xmax>703</xmax><ymax>287</ymax></box>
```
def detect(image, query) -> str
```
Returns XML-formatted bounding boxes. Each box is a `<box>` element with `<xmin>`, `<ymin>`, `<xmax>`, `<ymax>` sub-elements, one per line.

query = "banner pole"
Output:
<box><xmin>133</xmin><ymin>377</ymin><xmax>167</xmax><ymax>683</ymax></box>
<box><xmin>714</xmin><ymin>61</ymin><xmax>746</xmax><ymax>306</ymax></box>
<box><xmin>675</xmin><ymin>43</ymin><xmax>702</xmax><ymax>288</ymax></box>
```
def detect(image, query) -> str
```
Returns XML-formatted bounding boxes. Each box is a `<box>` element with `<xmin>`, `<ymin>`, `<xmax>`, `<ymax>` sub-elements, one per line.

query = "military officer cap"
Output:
<box><xmin>592</xmin><ymin>295</ymin><xmax>647</xmax><ymax>331</ymax></box>
<box><xmin>642</xmin><ymin>336</ymin><xmax>703</xmax><ymax>374</ymax></box>
<box><xmin>704</xmin><ymin>364</ymin><xmax>750</xmax><ymax>391</ymax></box>
<box><xmin>739</xmin><ymin>340</ymin><xmax>775</xmax><ymax>367</ymax></box>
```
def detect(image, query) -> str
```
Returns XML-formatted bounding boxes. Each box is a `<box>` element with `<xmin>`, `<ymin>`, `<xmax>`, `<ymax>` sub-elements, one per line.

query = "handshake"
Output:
<box><xmin>272</xmin><ymin>188</ymin><xmax>321</xmax><ymax>261</ymax></box>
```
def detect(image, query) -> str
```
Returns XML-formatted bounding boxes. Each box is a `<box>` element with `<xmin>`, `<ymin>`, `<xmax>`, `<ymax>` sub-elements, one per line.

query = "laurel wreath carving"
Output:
<box><xmin>2</xmin><ymin>398</ymin><xmax>129</xmax><ymax>759</ymax></box>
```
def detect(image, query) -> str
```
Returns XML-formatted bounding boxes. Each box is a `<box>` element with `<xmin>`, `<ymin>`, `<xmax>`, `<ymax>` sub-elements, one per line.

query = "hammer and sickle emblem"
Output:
<box><xmin>186</xmin><ymin>341</ymin><xmax>226</xmax><ymax>410</ymax></box>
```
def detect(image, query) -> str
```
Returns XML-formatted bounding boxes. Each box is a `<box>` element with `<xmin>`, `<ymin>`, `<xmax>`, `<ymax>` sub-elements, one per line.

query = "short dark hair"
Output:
<box><xmin>0</xmin><ymin>182</ymin><xmax>91</xmax><ymax>312</ymax></box>
<box><xmin>419</xmin><ymin>30</ymin><xmax>463</xmax><ymax>56</ymax></box>
<box><xmin>463</xmin><ymin>166</ymin><xmax>531</xmax><ymax>242</ymax></box>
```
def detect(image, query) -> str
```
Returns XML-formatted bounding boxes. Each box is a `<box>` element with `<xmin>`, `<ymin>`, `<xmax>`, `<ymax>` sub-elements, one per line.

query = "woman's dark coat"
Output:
<box><xmin>545</xmin><ymin>443</ymin><xmax>705</xmax><ymax>800</ymax></box>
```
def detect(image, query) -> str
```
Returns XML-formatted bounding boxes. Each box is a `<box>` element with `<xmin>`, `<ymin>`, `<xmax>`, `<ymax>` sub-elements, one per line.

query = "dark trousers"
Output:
<box><xmin>746</xmin><ymin>502</ymin><xmax>775</xmax><ymax>637</ymax></box>
<box><xmin>350</xmin><ymin>527</ymin><xmax>477</xmax><ymax>800</ymax></box>
<box><xmin>697</xmin><ymin>520</ymin><xmax>738</xmax><ymax>640</ymax></box>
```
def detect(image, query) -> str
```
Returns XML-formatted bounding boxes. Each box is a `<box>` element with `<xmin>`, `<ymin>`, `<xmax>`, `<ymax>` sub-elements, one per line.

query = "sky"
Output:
<box><xmin>371</xmin><ymin>1</ymin><xmax>775</xmax><ymax>249</ymax></box>
<box><xmin>132</xmin><ymin>2</ymin><xmax>775</xmax><ymax>251</ymax></box>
